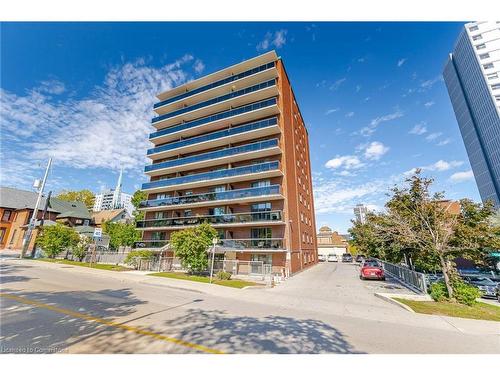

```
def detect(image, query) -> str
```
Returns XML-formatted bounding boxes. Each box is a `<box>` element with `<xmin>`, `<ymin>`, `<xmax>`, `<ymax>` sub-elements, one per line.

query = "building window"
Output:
<box><xmin>251</xmin><ymin>202</ymin><xmax>271</xmax><ymax>212</ymax></box>
<box><xmin>495</xmin><ymin>95</ymin><xmax>500</xmax><ymax>102</ymax></box>
<box><xmin>469</xmin><ymin>25</ymin><xmax>479</xmax><ymax>32</ymax></box>
<box><xmin>487</xmin><ymin>72</ymin><xmax>499</xmax><ymax>80</ymax></box>
<box><xmin>472</xmin><ymin>34</ymin><xmax>483</xmax><ymax>41</ymax></box>
<box><xmin>479</xmin><ymin>53</ymin><xmax>490</xmax><ymax>60</ymax></box>
<box><xmin>483</xmin><ymin>63</ymin><xmax>494</xmax><ymax>70</ymax></box>
<box><xmin>209</xmin><ymin>207</ymin><xmax>225</xmax><ymax>216</ymax></box>
<box><xmin>476</xmin><ymin>43</ymin><xmax>486</xmax><ymax>50</ymax></box>
<box><xmin>9</xmin><ymin>229</ymin><xmax>17</xmax><ymax>244</ymax></box>
<box><xmin>251</xmin><ymin>180</ymin><xmax>270</xmax><ymax>188</ymax></box>
<box><xmin>300</xmin><ymin>212</ymin><xmax>304</xmax><ymax>222</ymax></box>
<box><xmin>491</xmin><ymin>83</ymin><xmax>500</xmax><ymax>90</ymax></box>
<box><xmin>2</xmin><ymin>210</ymin><xmax>12</xmax><ymax>222</ymax></box>
<box><xmin>183</xmin><ymin>210</ymin><xmax>192</xmax><ymax>217</ymax></box>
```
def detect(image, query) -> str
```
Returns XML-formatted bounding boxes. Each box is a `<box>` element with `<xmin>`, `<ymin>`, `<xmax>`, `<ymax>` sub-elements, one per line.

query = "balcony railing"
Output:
<box><xmin>147</xmin><ymin>117</ymin><xmax>278</xmax><ymax>156</ymax></box>
<box><xmin>139</xmin><ymin>185</ymin><xmax>281</xmax><ymax>209</ymax></box>
<box><xmin>137</xmin><ymin>211</ymin><xmax>282</xmax><ymax>229</ymax></box>
<box><xmin>133</xmin><ymin>240</ymin><xmax>169</xmax><ymax>249</ymax></box>
<box><xmin>146</xmin><ymin>139</ymin><xmax>279</xmax><ymax>172</ymax></box>
<box><xmin>151</xmin><ymin>79</ymin><xmax>277</xmax><ymax>124</ymax></box>
<box><xmin>141</xmin><ymin>161</ymin><xmax>280</xmax><ymax>191</ymax></box>
<box><xmin>154</xmin><ymin>62</ymin><xmax>276</xmax><ymax>109</ymax></box>
<box><xmin>218</xmin><ymin>238</ymin><xmax>284</xmax><ymax>250</ymax></box>
<box><xmin>150</xmin><ymin>98</ymin><xmax>278</xmax><ymax>139</ymax></box>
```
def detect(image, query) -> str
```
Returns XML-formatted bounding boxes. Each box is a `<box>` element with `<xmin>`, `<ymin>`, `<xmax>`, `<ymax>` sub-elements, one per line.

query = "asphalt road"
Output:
<box><xmin>0</xmin><ymin>258</ymin><xmax>498</xmax><ymax>354</ymax></box>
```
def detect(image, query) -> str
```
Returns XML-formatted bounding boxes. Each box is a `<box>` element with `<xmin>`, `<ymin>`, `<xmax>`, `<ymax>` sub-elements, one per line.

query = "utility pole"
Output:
<box><xmin>209</xmin><ymin>237</ymin><xmax>218</xmax><ymax>283</ymax></box>
<box><xmin>20</xmin><ymin>158</ymin><xmax>52</xmax><ymax>258</ymax></box>
<box><xmin>29</xmin><ymin>190</ymin><xmax>51</xmax><ymax>258</ymax></box>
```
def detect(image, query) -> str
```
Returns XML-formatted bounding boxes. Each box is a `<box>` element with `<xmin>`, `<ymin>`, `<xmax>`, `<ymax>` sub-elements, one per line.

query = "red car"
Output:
<box><xmin>360</xmin><ymin>259</ymin><xmax>385</xmax><ymax>280</ymax></box>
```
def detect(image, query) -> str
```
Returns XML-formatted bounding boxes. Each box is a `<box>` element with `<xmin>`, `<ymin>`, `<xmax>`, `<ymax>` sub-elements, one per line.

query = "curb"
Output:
<box><xmin>374</xmin><ymin>293</ymin><xmax>424</xmax><ymax>313</ymax></box>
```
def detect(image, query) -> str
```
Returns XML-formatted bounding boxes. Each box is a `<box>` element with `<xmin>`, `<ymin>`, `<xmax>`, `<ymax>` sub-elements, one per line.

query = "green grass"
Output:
<box><xmin>148</xmin><ymin>272</ymin><xmax>262</xmax><ymax>289</ymax></box>
<box><xmin>394</xmin><ymin>298</ymin><xmax>500</xmax><ymax>322</ymax></box>
<box><xmin>36</xmin><ymin>258</ymin><xmax>131</xmax><ymax>272</ymax></box>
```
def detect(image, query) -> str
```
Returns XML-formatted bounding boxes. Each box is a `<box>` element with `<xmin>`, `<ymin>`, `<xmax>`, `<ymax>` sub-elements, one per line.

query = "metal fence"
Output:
<box><xmin>56</xmin><ymin>251</ymin><xmax>130</xmax><ymax>265</ymax></box>
<box><xmin>376</xmin><ymin>259</ymin><xmax>428</xmax><ymax>294</ymax></box>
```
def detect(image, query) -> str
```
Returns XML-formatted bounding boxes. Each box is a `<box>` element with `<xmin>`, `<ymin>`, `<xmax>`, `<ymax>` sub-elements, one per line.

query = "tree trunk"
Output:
<box><xmin>439</xmin><ymin>254</ymin><xmax>454</xmax><ymax>299</ymax></box>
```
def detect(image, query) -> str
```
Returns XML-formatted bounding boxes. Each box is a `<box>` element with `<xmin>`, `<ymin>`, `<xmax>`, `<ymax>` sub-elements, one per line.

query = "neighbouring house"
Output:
<box><xmin>316</xmin><ymin>226</ymin><xmax>349</xmax><ymax>258</ymax></box>
<box><xmin>91</xmin><ymin>208</ymin><xmax>132</xmax><ymax>227</ymax></box>
<box><xmin>0</xmin><ymin>187</ymin><xmax>92</xmax><ymax>251</ymax></box>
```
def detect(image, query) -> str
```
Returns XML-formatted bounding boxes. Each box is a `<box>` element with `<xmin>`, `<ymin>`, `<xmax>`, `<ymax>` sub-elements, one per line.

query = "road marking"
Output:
<box><xmin>0</xmin><ymin>292</ymin><xmax>224</xmax><ymax>354</ymax></box>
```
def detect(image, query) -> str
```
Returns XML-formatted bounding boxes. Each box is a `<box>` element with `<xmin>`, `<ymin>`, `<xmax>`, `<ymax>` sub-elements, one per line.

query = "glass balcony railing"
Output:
<box><xmin>137</xmin><ymin>211</ymin><xmax>282</xmax><ymax>229</ymax></box>
<box><xmin>150</xmin><ymin>98</ymin><xmax>278</xmax><ymax>139</ymax></box>
<box><xmin>147</xmin><ymin>117</ymin><xmax>278</xmax><ymax>156</ymax></box>
<box><xmin>218</xmin><ymin>238</ymin><xmax>284</xmax><ymax>250</ymax></box>
<box><xmin>139</xmin><ymin>185</ymin><xmax>281</xmax><ymax>209</ymax></box>
<box><xmin>154</xmin><ymin>62</ymin><xmax>276</xmax><ymax>109</ymax></box>
<box><xmin>146</xmin><ymin>139</ymin><xmax>279</xmax><ymax>172</ymax></box>
<box><xmin>152</xmin><ymin>79</ymin><xmax>277</xmax><ymax>124</ymax></box>
<box><xmin>133</xmin><ymin>240</ymin><xmax>169</xmax><ymax>249</ymax></box>
<box><xmin>142</xmin><ymin>161</ymin><xmax>280</xmax><ymax>190</ymax></box>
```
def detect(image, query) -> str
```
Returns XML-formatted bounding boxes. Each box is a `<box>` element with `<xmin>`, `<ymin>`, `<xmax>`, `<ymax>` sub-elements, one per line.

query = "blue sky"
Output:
<box><xmin>0</xmin><ymin>22</ymin><xmax>479</xmax><ymax>232</ymax></box>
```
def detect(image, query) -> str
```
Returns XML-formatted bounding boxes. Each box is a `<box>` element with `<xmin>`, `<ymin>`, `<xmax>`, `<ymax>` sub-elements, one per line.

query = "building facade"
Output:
<box><xmin>353</xmin><ymin>204</ymin><xmax>368</xmax><ymax>224</ymax></box>
<box><xmin>316</xmin><ymin>226</ymin><xmax>348</xmax><ymax>258</ymax></box>
<box><xmin>443</xmin><ymin>21</ymin><xmax>500</xmax><ymax>207</ymax></box>
<box><xmin>93</xmin><ymin>190</ymin><xmax>133</xmax><ymax>216</ymax></box>
<box><xmin>0</xmin><ymin>187</ymin><xmax>91</xmax><ymax>251</ymax></box>
<box><xmin>136</xmin><ymin>51</ymin><xmax>318</xmax><ymax>274</ymax></box>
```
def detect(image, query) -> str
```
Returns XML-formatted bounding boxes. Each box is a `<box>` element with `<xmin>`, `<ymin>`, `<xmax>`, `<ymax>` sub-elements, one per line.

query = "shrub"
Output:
<box><xmin>216</xmin><ymin>271</ymin><xmax>232</xmax><ymax>280</ymax></box>
<box><xmin>453</xmin><ymin>281</ymin><xmax>482</xmax><ymax>306</ymax></box>
<box><xmin>124</xmin><ymin>250</ymin><xmax>154</xmax><ymax>269</ymax></box>
<box><xmin>170</xmin><ymin>223</ymin><xmax>218</xmax><ymax>274</ymax></box>
<box><xmin>72</xmin><ymin>236</ymin><xmax>92</xmax><ymax>261</ymax></box>
<box><xmin>429</xmin><ymin>280</ymin><xmax>481</xmax><ymax>306</ymax></box>
<box><xmin>36</xmin><ymin>224</ymin><xmax>80</xmax><ymax>258</ymax></box>
<box><xmin>430</xmin><ymin>281</ymin><xmax>447</xmax><ymax>302</ymax></box>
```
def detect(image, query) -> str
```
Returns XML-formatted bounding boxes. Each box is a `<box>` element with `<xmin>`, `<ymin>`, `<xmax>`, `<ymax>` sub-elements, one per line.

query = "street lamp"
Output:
<box><xmin>209</xmin><ymin>237</ymin><xmax>218</xmax><ymax>283</ymax></box>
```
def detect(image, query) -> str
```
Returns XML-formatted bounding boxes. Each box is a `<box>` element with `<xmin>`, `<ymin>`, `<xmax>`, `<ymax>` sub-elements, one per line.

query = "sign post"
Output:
<box><xmin>209</xmin><ymin>237</ymin><xmax>218</xmax><ymax>283</ymax></box>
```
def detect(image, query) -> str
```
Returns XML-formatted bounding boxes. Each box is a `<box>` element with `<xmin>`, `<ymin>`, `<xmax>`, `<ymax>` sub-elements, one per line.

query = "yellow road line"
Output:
<box><xmin>0</xmin><ymin>292</ymin><xmax>224</xmax><ymax>354</ymax></box>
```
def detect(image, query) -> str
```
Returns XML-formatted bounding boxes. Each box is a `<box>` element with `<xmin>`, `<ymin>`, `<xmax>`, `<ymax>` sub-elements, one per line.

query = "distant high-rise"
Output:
<box><xmin>353</xmin><ymin>204</ymin><xmax>368</xmax><ymax>224</ymax></box>
<box><xmin>443</xmin><ymin>21</ymin><xmax>500</xmax><ymax>207</ymax></box>
<box><xmin>93</xmin><ymin>170</ymin><xmax>134</xmax><ymax>215</ymax></box>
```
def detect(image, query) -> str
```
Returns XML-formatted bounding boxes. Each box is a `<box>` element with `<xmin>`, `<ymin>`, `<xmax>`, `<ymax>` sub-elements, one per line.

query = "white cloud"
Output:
<box><xmin>363</xmin><ymin>141</ymin><xmax>390</xmax><ymax>160</ymax></box>
<box><xmin>424</xmin><ymin>101</ymin><xmax>435</xmax><ymax>108</ymax></box>
<box><xmin>325</xmin><ymin>108</ymin><xmax>340</xmax><ymax>115</ymax></box>
<box><xmin>437</xmin><ymin>138</ymin><xmax>451</xmax><ymax>146</ymax></box>
<box><xmin>425</xmin><ymin>160</ymin><xmax>463</xmax><ymax>172</ymax></box>
<box><xmin>420</xmin><ymin>76</ymin><xmax>443</xmax><ymax>89</ymax></box>
<box><xmin>256</xmin><ymin>29</ymin><xmax>288</xmax><ymax>51</ymax></box>
<box><xmin>450</xmin><ymin>170</ymin><xmax>474</xmax><ymax>182</ymax></box>
<box><xmin>409</xmin><ymin>122</ymin><xmax>427</xmax><ymax>135</ymax></box>
<box><xmin>356</xmin><ymin>110</ymin><xmax>404</xmax><ymax>137</ymax></box>
<box><xmin>345</xmin><ymin>111</ymin><xmax>355</xmax><ymax>118</ymax></box>
<box><xmin>355</xmin><ymin>85</ymin><xmax>361</xmax><ymax>92</ymax></box>
<box><xmin>329</xmin><ymin>78</ymin><xmax>347</xmax><ymax>91</ymax></box>
<box><xmin>325</xmin><ymin>155</ymin><xmax>364</xmax><ymax>170</ymax></box>
<box><xmin>193</xmin><ymin>59</ymin><xmax>205</xmax><ymax>74</ymax></box>
<box><xmin>426</xmin><ymin>132</ymin><xmax>442</xmax><ymax>141</ymax></box>
<box><xmin>0</xmin><ymin>55</ymin><xmax>195</xmax><ymax>189</ymax></box>
<box><xmin>397</xmin><ymin>58</ymin><xmax>407</xmax><ymax>67</ymax></box>
<box><xmin>37</xmin><ymin>79</ymin><xmax>66</xmax><ymax>95</ymax></box>
<box><xmin>370</xmin><ymin>110</ymin><xmax>404</xmax><ymax>127</ymax></box>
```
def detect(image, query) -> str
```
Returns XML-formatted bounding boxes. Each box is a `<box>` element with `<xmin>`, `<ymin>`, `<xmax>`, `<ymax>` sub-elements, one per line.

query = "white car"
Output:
<box><xmin>327</xmin><ymin>254</ymin><xmax>339</xmax><ymax>262</ymax></box>
<box><xmin>318</xmin><ymin>254</ymin><xmax>326</xmax><ymax>262</ymax></box>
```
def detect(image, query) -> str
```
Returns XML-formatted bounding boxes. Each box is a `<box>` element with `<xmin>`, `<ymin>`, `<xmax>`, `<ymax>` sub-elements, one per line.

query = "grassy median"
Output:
<box><xmin>148</xmin><ymin>272</ymin><xmax>262</xmax><ymax>289</ymax></box>
<box><xmin>37</xmin><ymin>258</ymin><xmax>131</xmax><ymax>271</ymax></box>
<box><xmin>394</xmin><ymin>298</ymin><xmax>500</xmax><ymax>322</ymax></box>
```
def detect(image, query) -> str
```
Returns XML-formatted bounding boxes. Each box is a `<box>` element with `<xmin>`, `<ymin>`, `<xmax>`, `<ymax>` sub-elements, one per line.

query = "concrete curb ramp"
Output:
<box><xmin>374</xmin><ymin>292</ymin><xmax>432</xmax><ymax>313</ymax></box>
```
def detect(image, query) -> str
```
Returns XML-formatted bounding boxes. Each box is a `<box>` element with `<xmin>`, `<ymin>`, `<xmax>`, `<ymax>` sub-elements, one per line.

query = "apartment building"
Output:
<box><xmin>136</xmin><ymin>51</ymin><xmax>317</xmax><ymax>274</ymax></box>
<box><xmin>443</xmin><ymin>21</ymin><xmax>500</xmax><ymax>207</ymax></box>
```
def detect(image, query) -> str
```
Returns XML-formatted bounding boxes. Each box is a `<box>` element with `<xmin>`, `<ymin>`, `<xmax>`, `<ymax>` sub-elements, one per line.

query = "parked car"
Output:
<box><xmin>355</xmin><ymin>254</ymin><xmax>365</xmax><ymax>263</ymax></box>
<box><xmin>327</xmin><ymin>254</ymin><xmax>339</xmax><ymax>262</ymax></box>
<box><xmin>318</xmin><ymin>254</ymin><xmax>326</xmax><ymax>262</ymax></box>
<box><xmin>463</xmin><ymin>275</ymin><xmax>498</xmax><ymax>299</ymax></box>
<box><xmin>342</xmin><ymin>253</ymin><xmax>353</xmax><ymax>262</ymax></box>
<box><xmin>496</xmin><ymin>284</ymin><xmax>500</xmax><ymax>303</ymax></box>
<box><xmin>360</xmin><ymin>259</ymin><xmax>385</xmax><ymax>280</ymax></box>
